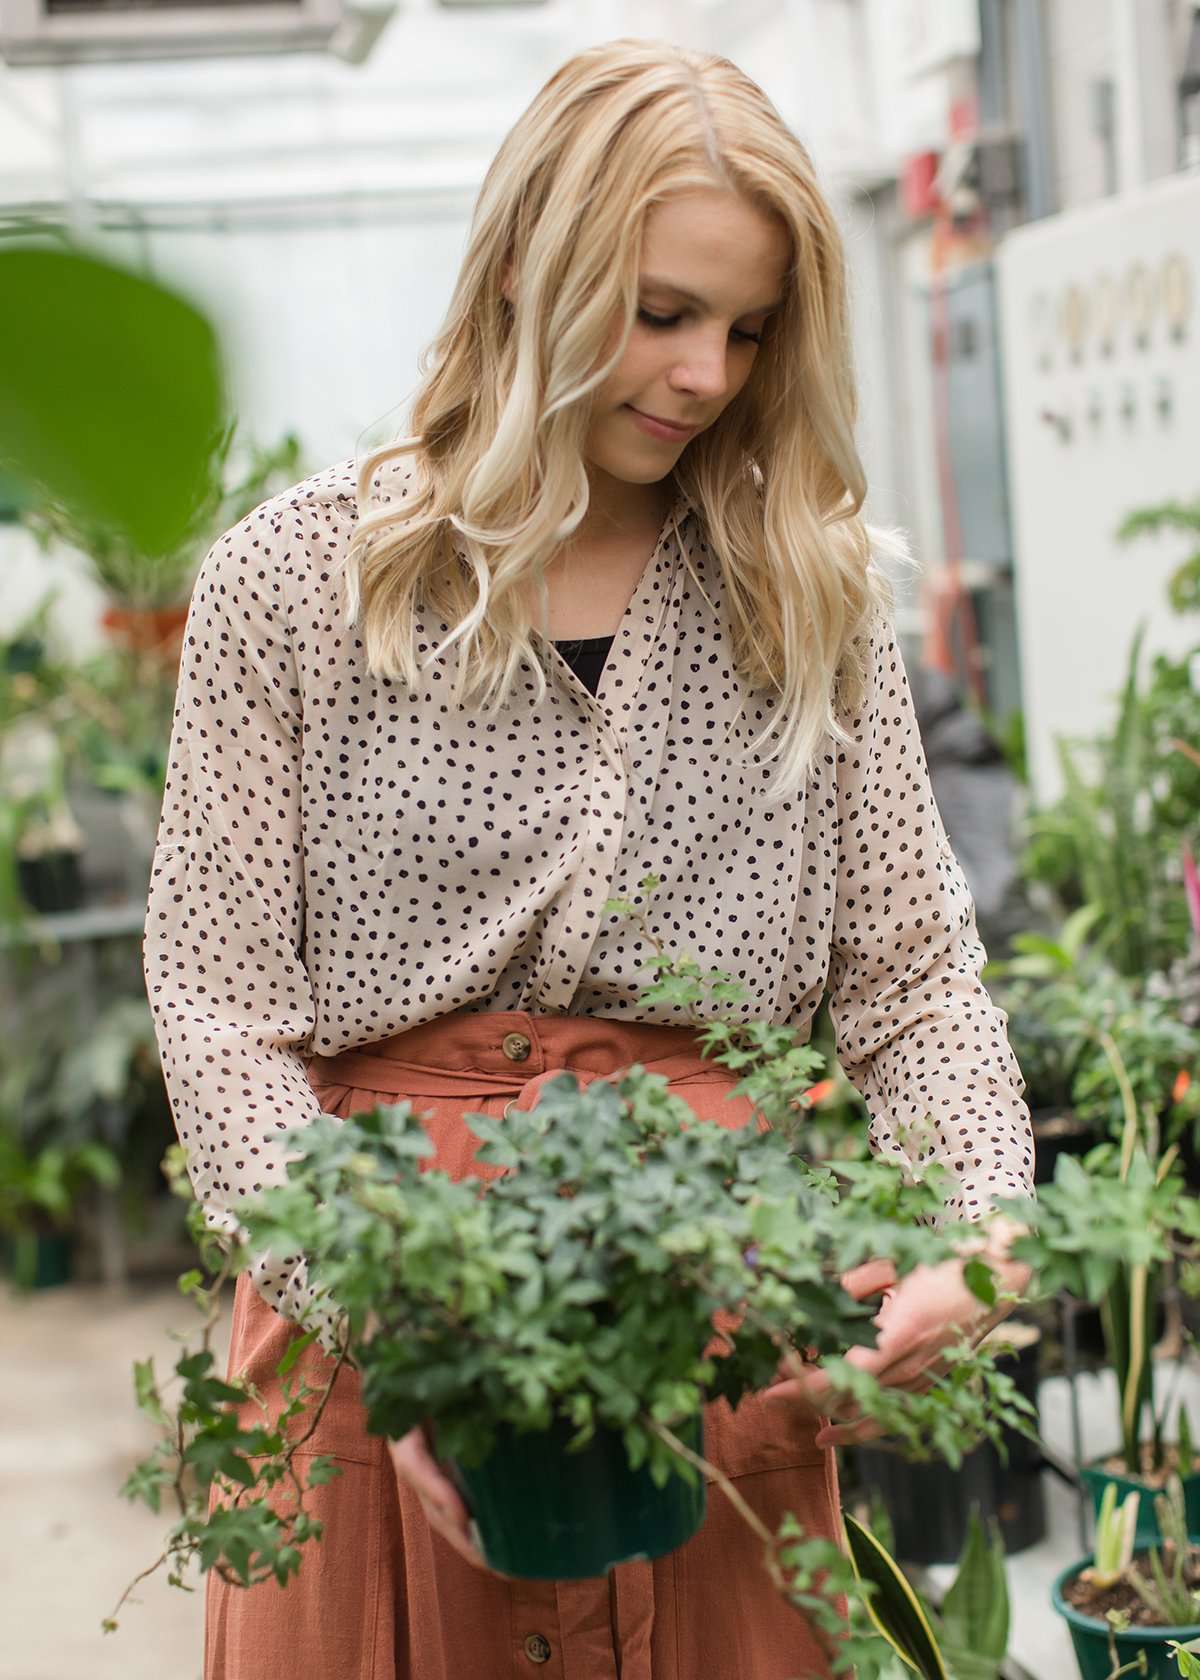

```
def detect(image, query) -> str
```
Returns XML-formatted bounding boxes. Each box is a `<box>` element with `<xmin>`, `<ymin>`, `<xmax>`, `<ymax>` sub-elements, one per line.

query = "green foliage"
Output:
<box><xmin>1170</xmin><ymin>1635</ymin><xmax>1200</xmax><ymax>1677</ymax></box>
<box><xmin>986</xmin><ymin>911</ymin><xmax>1199</xmax><ymax>1146</ymax></box>
<box><xmin>1017</xmin><ymin>621</ymin><xmax>1193</xmax><ymax>979</ymax></box>
<box><xmin>109</xmin><ymin>879</ymin><xmax>1037</xmax><ymax>1644</ymax></box>
<box><xmin>839</xmin><ymin>1508</ymin><xmax>1010</xmax><ymax>1680</ymax></box>
<box><xmin>0</xmin><ymin>243</ymin><xmax>227</xmax><ymax>562</ymax></box>
<box><xmin>21</xmin><ymin>422</ymin><xmax>305</xmax><ymax>609</ymax></box>
<box><xmin>238</xmin><ymin>1083</ymin><xmax>1028</xmax><ymax>1481</ymax></box>
<box><xmin>1090</xmin><ymin>1481</ymin><xmax>1141</xmax><ymax>1587</ymax></box>
<box><xmin>938</xmin><ymin>1510</ymin><xmax>1010</xmax><ymax>1680</ymax></box>
<box><xmin>1011</xmin><ymin>1144</ymin><xmax>1200</xmax><ymax>1472</ymax></box>
<box><xmin>1128</xmin><ymin>1479</ymin><xmax>1200</xmax><ymax>1627</ymax></box>
<box><xmin>843</xmin><ymin>1510</ymin><xmax>949</xmax><ymax>1679</ymax></box>
<box><xmin>1117</xmin><ymin>496</ymin><xmax>1200</xmax><ymax>619</ymax></box>
<box><xmin>0</xmin><ymin>1115</ymin><xmax>119</xmax><ymax>1286</ymax></box>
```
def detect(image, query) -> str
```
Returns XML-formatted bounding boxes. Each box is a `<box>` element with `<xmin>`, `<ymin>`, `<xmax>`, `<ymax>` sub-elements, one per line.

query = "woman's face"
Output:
<box><xmin>586</xmin><ymin>187</ymin><xmax>791</xmax><ymax>487</ymax></box>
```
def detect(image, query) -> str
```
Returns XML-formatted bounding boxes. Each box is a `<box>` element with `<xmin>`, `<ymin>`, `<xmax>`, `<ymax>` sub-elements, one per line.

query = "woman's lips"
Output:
<box><xmin>625</xmin><ymin>405</ymin><xmax>699</xmax><ymax>441</ymax></box>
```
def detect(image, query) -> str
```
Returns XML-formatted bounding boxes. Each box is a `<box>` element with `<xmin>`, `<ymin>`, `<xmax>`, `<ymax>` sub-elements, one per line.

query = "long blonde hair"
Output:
<box><xmin>339</xmin><ymin>37</ymin><xmax>914</xmax><ymax>804</ymax></box>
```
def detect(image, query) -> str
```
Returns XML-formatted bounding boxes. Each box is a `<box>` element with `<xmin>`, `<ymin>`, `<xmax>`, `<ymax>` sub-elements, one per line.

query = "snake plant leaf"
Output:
<box><xmin>0</xmin><ymin>244</ymin><xmax>227</xmax><ymax>558</ymax></box>
<box><xmin>938</xmin><ymin>1509</ymin><xmax>1009</xmax><ymax>1678</ymax></box>
<box><xmin>842</xmin><ymin>1510</ymin><xmax>949</xmax><ymax>1680</ymax></box>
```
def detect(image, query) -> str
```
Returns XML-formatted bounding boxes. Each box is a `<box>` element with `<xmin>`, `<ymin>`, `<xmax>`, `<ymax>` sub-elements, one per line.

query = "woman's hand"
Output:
<box><xmin>765</xmin><ymin>1225</ymin><xmax>1032</xmax><ymax>1449</ymax></box>
<box><xmin>388</xmin><ymin>1424</ymin><xmax>494</xmax><ymax>1572</ymax></box>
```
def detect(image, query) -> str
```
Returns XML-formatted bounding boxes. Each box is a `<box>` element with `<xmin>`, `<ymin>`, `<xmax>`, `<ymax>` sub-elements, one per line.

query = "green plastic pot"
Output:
<box><xmin>445</xmin><ymin>1412</ymin><xmax>707</xmax><ymax>1580</ymax></box>
<box><xmin>1051</xmin><ymin>1554</ymin><xmax>1200</xmax><ymax>1680</ymax></box>
<box><xmin>1081</xmin><ymin>1459</ymin><xmax>1200</xmax><ymax>1545</ymax></box>
<box><xmin>0</xmin><ymin>1227</ymin><xmax>74</xmax><ymax>1289</ymax></box>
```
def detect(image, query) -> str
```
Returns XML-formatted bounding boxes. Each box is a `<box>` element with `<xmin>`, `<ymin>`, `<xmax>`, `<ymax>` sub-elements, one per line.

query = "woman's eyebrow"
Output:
<box><xmin>640</xmin><ymin>275</ymin><xmax>784</xmax><ymax>314</ymax></box>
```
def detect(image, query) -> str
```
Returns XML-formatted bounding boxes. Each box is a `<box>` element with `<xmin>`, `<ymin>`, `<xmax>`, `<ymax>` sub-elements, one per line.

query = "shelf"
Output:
<box><xmin>0</xmin><ymin>898</ymin><xmax>147</xmax><ymax>951</ymax></box>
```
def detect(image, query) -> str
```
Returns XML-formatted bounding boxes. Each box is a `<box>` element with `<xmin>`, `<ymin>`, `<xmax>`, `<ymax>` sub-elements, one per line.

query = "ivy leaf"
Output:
<box><xmin>963</xmin><ymin>1257</ymin><xmax>998</xmax><ymax>1309</ymax></box>
<box><xmin>276</xmin><ymin>1329</ymin><xmax>318</xmax><ymax>1378</ymax></box>
<box><xmin>133</xmin><ymin>1357</ymin><xmax>170</xmax><ymax>1430</ymax></box>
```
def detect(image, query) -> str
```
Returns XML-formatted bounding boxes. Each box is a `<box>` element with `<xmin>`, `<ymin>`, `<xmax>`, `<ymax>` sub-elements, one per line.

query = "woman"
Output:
<box><xmin>143</xmin><ymin>36</ymin><xmax>1034</xmax><ymax>1680</ymax></box>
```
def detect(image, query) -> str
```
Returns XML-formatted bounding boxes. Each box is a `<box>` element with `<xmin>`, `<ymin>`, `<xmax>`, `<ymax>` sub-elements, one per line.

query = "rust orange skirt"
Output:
<box><xmin>203</xmin><ymin>1009</ymin><xmax>844</xmax><ymax>1680</ymax></box>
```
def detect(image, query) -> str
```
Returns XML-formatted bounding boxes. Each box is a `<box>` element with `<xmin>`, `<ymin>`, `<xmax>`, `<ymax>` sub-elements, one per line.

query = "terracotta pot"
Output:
<box><xmin>100</xmin><ymin>604</ymin><xmax>189</xmax><ymax>667</ymax></box>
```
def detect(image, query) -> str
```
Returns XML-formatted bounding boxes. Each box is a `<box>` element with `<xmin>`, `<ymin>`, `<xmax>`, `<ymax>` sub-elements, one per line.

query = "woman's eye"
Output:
<box><xmin>637</xmin><ymin>308</ymin><xmax>762</xmax><ymax>345</ymax></box>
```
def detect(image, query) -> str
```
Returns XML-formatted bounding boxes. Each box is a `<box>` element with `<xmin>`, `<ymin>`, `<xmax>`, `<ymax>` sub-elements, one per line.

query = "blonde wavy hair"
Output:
<box><xmin>340</xmin><ymin>36</ymin><xmax>915</xmax><ymax>804</ymax></box>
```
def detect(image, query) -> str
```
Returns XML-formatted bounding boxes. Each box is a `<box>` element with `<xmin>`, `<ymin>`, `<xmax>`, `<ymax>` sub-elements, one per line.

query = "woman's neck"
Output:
<box><xmin>541</xmin><ymin>477</ymin><xmax>676</xmax><ymax>641</ymax></box>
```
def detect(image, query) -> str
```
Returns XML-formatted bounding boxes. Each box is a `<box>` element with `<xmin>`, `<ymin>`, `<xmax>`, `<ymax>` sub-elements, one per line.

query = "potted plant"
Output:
<box><xmin>985</xmin><ymin>908</ymin><xmax>1096</xmax><ymax>1186</ymax></box>
<box><xmin>0</xmin><ymin>718</ymin><xmax>87</xmax><ymax>917</ymax></box>
<box><xmin>20</xmin><ymin>426</ymin><xmax>305</xmax><ymax>672</ymax></box>
<box><xmin>1016</xmin><ymin>1096</ymin><xmax>1200</xmax><ymax>1545</ymax></box>
<box><xmin>842</xmin><ymin>1505</ymin><xmax>1012</xmax><ymax>1680</ymax></box>
<box><xmin>1053</xmin><ymin>1476</ymin><xmax>1200</xmax><ymax>1680</ymax></box>
<box><xmin>0</xmin><ymin>1117</ymin><xmax>120</xmax><ymax>1288</ymax></box>
<box><xmin>53</xmin><ymin>645</ymin><xmax>179</xmax><ymax>887</ymax></box>
<box><xmin>103</xmin><ymin>888</ymin><xmax>1034</xmax><ymax>1635</ymax></box>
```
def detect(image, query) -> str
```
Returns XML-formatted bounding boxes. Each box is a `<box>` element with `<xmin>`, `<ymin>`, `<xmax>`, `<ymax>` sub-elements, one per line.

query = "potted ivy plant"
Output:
<box><xmin>105</xmin><ymin>887</ymin><xmax>1034</xmax><ymax>1631</ymax></box>
<box><xmin>230</xmin><ymin>1076</ymin><xmax>1022</xmax><ymax>1582</ymax></box>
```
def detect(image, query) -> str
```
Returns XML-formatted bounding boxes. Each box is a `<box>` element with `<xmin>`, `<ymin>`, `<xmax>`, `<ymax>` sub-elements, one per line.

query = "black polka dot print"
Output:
<box><xmin>141</xmin><ymin>456</ymin><xmax>1034</xmax><ymax>1345</ymax></box>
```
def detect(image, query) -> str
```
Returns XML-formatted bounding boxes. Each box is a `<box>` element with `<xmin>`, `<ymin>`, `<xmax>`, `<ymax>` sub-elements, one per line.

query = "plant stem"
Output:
<box><xmin>648</xmin><ymin>1418</ymin><xmax>782</xmax><ymax>1582</ymax></box>
<box><xmin>1097</xmin><ymin>1029</ymin><xmax>1140</xmax><ymax>1181</ymax></box>
<box><xmin>647</xmin><ymin>1417</ymin><xmax>844</xmax><ymax>1666</ymax></box>
<box><xmin>1124</xmin><ymin>1262</ymin><xmax>1150</xmax><ymax>1472</ymax></box>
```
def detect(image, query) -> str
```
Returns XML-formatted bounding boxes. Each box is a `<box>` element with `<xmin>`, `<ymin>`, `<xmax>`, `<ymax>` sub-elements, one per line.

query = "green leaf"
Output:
<box><xmin>0</xmin><ymin>244</ymin><xmax>227</xmax><ymax>558</ymax></box>
<box><xmin>843</xmin><ymin>1510</ymin><xmax>949</xmax><ymax>1680</ymax></box>
<box><xmin>118</xmin><ymin>1457</ymin><xmax>174</xmax><ymax>1513</ymax></box>
<box><xmin>962</xmin><ymin>1258</ymin><xmax>998</xmax><ymax>1309</ymax></box>
<box><xmin>938</xmin><ymin>1510</ymin><xmax>1009</xmax><ymax>1672</ymax></box>
<box><xmin>132</xmin><ymin>1357</ymin><xmax>170</xmax><ymax>1430</ymax></box>
<box><xmin>276</xmin><ymin>1329</ymin><xmax>317</xmax><ymax>1378</ymax></box>
<box><xmin>303</xmin><ymin>1456</ymin><xmax>343</xmax><ymax>1487</ymax></box>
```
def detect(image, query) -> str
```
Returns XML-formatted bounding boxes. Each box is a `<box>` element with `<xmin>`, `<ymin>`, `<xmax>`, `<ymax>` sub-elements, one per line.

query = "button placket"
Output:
<box><xmin>530</xmin><ymin>521</ymin><xmax>679</xmax><ymax>1015</ymax></box>
<box><xmin>532</xmin><ymin>744</ymin><xmax>629</xmax><ymax>1013</ymax></box>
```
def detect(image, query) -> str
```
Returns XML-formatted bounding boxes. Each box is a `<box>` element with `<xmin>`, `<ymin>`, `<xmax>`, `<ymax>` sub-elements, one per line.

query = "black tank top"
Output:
<box><xmin>553</xmin><ymin>633</ymin><xmax>614</xmax><ymax>697</ymax></box>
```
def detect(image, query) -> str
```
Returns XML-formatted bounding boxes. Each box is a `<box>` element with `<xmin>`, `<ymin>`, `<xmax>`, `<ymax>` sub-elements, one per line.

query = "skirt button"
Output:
<box><xmin>501</xmin><ymin>1031</ymin><xmax>532</xmax><ymax>1061</ymax></box>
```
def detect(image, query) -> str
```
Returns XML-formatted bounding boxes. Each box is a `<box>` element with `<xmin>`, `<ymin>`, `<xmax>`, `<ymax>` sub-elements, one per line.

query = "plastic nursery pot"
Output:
<box><xmin>1051</xmin><ymin>1554</ymin><xmax>1200</xmax><ymax>1680</ymax></box>
<box><xmin>0</xmin><ymin>1227</ymin><xmax>74</xmax><ymax>1289</ymax></box>
<box><xmin>445</xmin><ymin>1412</ymin><xmax>707</xmax><ymax>1581</ymax></box>
<box><xmin>853</xmin><ymin>1319</ymin><xmax>1045</xmax><ymax>1564</ymax></box>
<box><xmin>1080</xmin><ymin>1460</ymin><xmax>1200</xmax><ymax>1546</ymax></box>
<box><xmin>17</xmin><ymin>849</ymin><xmax>85</xmax><ymax>914</ymax></box>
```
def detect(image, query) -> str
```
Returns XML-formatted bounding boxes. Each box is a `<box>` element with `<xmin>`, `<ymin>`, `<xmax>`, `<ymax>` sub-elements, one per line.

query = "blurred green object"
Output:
<box><xmin>0</xmin><ymin>243</ymin><xmax>227</xmax><ymax>560</ymax></box>
<box><xmin>20</xmin><ymin>423</ymin><xmax>305</xmax><ymax>611</ymax></box>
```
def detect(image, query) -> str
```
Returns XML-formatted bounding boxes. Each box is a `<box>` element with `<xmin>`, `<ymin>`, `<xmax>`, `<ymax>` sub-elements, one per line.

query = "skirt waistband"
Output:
<box><xmin>304</xmin><ymin>1008</ymin><xmax>735</xmax><ymax>1116</ymax></box>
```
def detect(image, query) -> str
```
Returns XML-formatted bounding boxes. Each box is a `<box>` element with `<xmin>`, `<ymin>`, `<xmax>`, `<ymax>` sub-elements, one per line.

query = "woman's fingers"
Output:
<box><xmin>764</xmin><ymin>1341</ymin><xmax>950</xmax><ymax>1432</ymax></box>
<box><xmin>388</xmin><ymin>1426</ymin><xmax>490</xmax><ymax>1571</ymax></box>
<box><xmin>840</xmin><ymin>1257</ymin><xmax>898</xmax><ymax>1301</ymax></box>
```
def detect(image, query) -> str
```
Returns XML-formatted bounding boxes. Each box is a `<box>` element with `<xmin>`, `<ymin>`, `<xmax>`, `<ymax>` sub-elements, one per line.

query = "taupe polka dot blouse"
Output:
<box><xmin>142</xmin><ymin>456</ymin><xmax>1034</xmax><ymax>1346</ymax></box>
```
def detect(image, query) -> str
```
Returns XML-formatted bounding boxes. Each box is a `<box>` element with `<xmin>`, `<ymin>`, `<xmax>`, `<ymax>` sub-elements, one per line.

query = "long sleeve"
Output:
<box><xmin>141</xmin><ymin>502</ymin><xmax>345</xmax><ymax>1356</ymax></box>
<box><xmin>824</xmin><ymin>612</ymin><xmax>1034</xmax><ymax>1221</ymax></box>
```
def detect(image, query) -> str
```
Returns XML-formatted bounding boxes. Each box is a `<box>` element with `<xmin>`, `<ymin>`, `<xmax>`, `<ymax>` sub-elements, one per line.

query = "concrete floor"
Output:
<box><xmin>7</xmin><ymin>1275</ymin><xmax>1198</xmax><ymax>1680</ymax></box>
<box><xmin>4</xmin><ymin>1277</ymin><xmax>233</xmax><ymax>1680</ymax></box>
